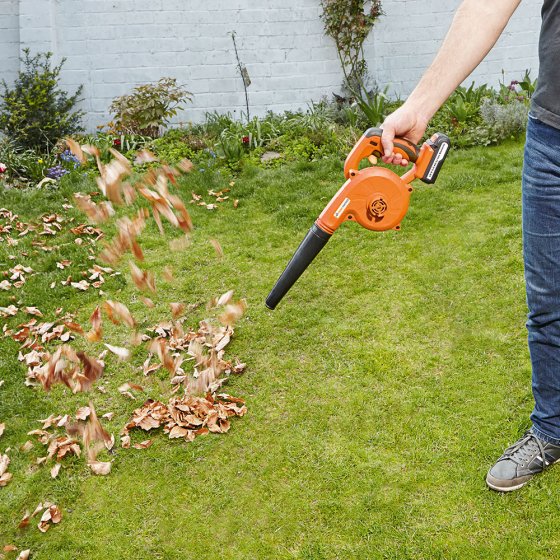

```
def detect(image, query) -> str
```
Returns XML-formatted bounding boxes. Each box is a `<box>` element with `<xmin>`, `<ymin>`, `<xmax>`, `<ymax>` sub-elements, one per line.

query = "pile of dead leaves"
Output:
<box><xmin>123</xmin><ymin>392</ymin><xmax>247</xmax><ymax>445</ymax></box>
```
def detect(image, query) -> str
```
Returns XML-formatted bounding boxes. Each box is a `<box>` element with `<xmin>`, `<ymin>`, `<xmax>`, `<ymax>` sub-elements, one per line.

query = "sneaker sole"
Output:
<box><xmin>486</xmin><ymin>476</ymin><xmax>530</xmax><ymax>492</ymax></box>
<box><xmin>486</xmin><ymin>457</ymin><xmax>560</xmax><ymax>492</ymax></box>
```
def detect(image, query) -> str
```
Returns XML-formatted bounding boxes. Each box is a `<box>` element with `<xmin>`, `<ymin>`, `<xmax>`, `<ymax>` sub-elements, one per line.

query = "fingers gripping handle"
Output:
<box><xmin>344</xmin><ymin>127</ymin><xmax>419</xmax><ymax>178</ymax></box>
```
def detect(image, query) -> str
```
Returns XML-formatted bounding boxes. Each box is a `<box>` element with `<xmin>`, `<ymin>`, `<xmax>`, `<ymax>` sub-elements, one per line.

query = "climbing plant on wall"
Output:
<box><xmin>320</xmin><ymin>0</ymin><xmax>383</xmax><ymax>97</ymax></box>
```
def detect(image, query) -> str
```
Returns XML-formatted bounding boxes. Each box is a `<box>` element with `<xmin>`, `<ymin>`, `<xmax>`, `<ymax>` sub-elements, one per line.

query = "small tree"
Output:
<box><xmin>109</xmin><ymin>78</ymin><xmax>192</xmax><ymax>138</ymax></box>
<box><xmin>0</xmin><ymin>49</ymin><xmax>84</xmax><ymax>151</ymax></box>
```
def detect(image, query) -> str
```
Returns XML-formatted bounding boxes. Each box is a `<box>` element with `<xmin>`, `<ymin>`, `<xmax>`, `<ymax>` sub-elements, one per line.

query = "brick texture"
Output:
<box><xmin>1</xmin><ymin>0</ymin><xmax>542</xmax><ymax>130</ymax></box>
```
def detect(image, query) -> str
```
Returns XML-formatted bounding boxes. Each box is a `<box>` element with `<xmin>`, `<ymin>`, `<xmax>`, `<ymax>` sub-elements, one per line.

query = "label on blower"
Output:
<box><xmin>334</xmin><ymin>197</ymin><xmax>351</xmax><ymax>218</ymax></box>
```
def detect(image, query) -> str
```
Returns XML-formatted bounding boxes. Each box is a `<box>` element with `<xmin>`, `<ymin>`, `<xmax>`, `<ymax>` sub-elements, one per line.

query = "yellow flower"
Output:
<box><xmin>38</xmin><ymin>158</ymin><xmax>43</xmax><ymax>164</ymax></box>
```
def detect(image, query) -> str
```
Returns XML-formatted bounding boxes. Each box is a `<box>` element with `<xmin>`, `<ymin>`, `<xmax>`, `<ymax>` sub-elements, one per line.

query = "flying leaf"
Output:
<box><xmin>86</xmin><ymin>306</ymin><xmax>102</xmax><ymax>342</ymax></box>
<box><xmin>89</xmin><ymin>461</ymin><xmax>111</xmax><ymax>475</ymax></box>
<box><xmin>104</xmin><ymin>344</ymin><xmax>130</xmax><ymax>361</ymax></box>
<box><xmin>210</xmin><ymin>239</ymin><xmax>223</xmax><ymax>258</ymax></box>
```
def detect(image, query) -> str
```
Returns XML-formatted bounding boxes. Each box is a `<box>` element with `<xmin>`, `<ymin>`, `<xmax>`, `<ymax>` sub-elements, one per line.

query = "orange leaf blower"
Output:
<box><xmin>265</xmin><ymin>127</ymin><xmax>450</xmax><ymax>309</ymax></box>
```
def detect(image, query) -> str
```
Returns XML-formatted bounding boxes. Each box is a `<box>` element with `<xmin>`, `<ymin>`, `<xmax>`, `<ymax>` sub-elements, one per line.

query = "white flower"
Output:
<box><xmin>0</xmin><ymin>163</ymin><xmax>7</xmax><ymax>173</ymax></box>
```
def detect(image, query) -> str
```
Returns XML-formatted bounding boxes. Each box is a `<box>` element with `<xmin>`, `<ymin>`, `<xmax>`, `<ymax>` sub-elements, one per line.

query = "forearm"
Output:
<box><xmin>406</xmin><ymin>0</ymin><xmax>522</xmax><ymax>120</ymax></box>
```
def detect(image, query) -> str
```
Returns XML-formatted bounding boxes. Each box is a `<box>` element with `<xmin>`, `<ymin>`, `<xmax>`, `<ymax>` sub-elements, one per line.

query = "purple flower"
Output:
<box><xmin>60</xmin><ymin>149</ymin><xmax>81</xmax><ymax>168</ymax></box>
<box><xmin>46</xmin><ymin>164</ymin><xmax>69</xmax><ymax>180</ymax></box>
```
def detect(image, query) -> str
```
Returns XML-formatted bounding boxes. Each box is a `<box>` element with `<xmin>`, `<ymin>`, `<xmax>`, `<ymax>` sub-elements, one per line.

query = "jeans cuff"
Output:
<box><xmin>531</xmin><ymin>424</ymin><xmax>560</xmax><ymax>446</ymax></box>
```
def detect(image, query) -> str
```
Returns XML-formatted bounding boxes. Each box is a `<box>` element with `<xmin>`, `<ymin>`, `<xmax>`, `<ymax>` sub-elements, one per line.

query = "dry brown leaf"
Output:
<box><xmin>18</xmin><ymin>511</ymin><xmax>30</xmax><ymax>529</ymax></box>
<box><xmin>20</xmin><ymin>441</ymin><xmax>33</xmax><ymax>453</ymax></box>
<box><xmin>65</xmin><ymin>137</ymin><xmax>86</xmax><ymax>163</ymax></box>
<box><xmin>0</xmin><ymin>472</ymin><xmax>12</xmax><ymax>486</ymax></box>
<box><xmin>0</xmin><ymin>423</ymin><xmax>4</xmax><ymax>438</ymax></box>
<box><xmin>24</xmin><ymin>306</ymin><xmax>43</xmax><ymax>317</ymax></box>
<box><xmin>50</xmin><ymin>463</ymin><xmax>61</xmax><ymax>478</ymax></box>
<box><xmin>134</xmin><ymin>149</ymin><xmax>158</xmax><ymax>164</ymax></box>
<box><xmin>0</xmin><ymin>453</ymin><xmax>10</xmax><ymax>477</ymax></box>
<box><xmin>86</xmin><ymin>306</ymin><xmax>102</xmax><ymax>342</ymax></box>
<box><xmin>17</xmin><ymin>550</ymin><xmax>31</xmax><ymax>560</ymax></box>
<box><xmin>129</xmin><ymin>261</ymin><xmax>156</xmax><ymax>293</ymax></box>
<box><xmin>88</xmin><ymin>461</ymin><xmax>111</xmax><ymax>475</ymax></box>
<box><xmin>210</xmin><ymin>239</ymin><xmax>223</xmax><ymax>258</ymax></box>
<box><xmin>103</xmin><ymin>300</ymin><xmax>136</xmax><ymax>328</ymax></box>
<box><xmin>104</xmin><ymin>344</ymin><xmax>130</xmax><ymax>361</ymax></box>
<box><xmin>133</xmin><ymin>439</ymin><xmax>153</xmax><ymax>450</ymax></box>
<box><xmin>75</xmin><ymin>406</ymin><xmax>91</xmax><ymax>421</ymax></box>
<box><xmin>162</xmin><ymin>266</ymin><xmax>174</xmax><ymax>282</ymax></box>
<box><xmin>218</xmin><ymin>300</ymin><xmax>247</xmax><ymax>326</ymax></box>
<box><xmin>170</xmin><ymin>302</ymin><xmax>185</xmax><ymax>319</ymax></box>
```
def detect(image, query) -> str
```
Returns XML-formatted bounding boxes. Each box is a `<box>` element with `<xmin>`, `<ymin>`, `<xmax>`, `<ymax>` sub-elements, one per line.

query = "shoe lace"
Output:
<box><xmin>502</xmin><ymin>431</ymin><xmax>546</xmax><ymax>470</ymax></box>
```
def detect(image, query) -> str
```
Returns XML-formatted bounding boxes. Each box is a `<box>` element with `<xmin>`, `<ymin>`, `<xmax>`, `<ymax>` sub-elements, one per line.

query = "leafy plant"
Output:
<box><xmin>518</xmin><ymin>69</ymin><xmax>537</xmax><ymax>98</ymax></box>
<box><xmin>445</xmin><ymin>95</ymin><xmax>479</xmax><ymax>125</ymax></box>
<box><xmin>217</xmin><ymin>130</ymin><xmax>244</xmax><ymax>168</ymax></box>
<box><xmin>320</xmin><ymin>0</ymin><xmax>383</xmax><ymax>97</ymax></box>
<box><xmin>109</xmin><ymin>78</ymin><xmax>192</xmax><ymax>137</ymax></box>
<box><xmin>0</xmin><ymin>138</ymin><xmax>59</xmax><ymax>185</ymax></box>
<box><xmin>0</xmin><ymin>49</ymin><xmax>84</xmax><ymax>151</ymax></box>
<box><xmin>354</xmin><ymin>86</ymin><xmax>389</xmax><ymax>126</ymax></box>
<box><xmin>480</xmin><ymin>98</ymin><xmax>528</xmax><ymax>142</ymax></box>
<box><xmin>149</xmin><ymin>133</ymin><xmax>197</xmax><ymax>164</ymax></box>
<box><xmin>455</xmin><ymin>82</ymin><xmax>493</xmax><ymax>105</ymax></box>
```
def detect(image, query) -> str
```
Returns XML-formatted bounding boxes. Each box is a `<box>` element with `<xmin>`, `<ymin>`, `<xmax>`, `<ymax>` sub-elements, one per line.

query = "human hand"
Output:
<box><xmin>380</xmin><ymin>105</ymin><xmax>431</xmax><ymax>167</ymax></box>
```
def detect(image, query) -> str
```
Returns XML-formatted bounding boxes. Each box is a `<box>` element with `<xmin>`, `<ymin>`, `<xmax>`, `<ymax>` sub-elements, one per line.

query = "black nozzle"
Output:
<box><xmin>266</xmin><ymin>223</ymin><xmax>332</xmax><ymax>310</ymax></box>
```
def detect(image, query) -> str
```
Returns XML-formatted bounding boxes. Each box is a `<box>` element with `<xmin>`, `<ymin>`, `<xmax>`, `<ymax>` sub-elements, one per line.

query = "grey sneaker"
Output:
<box><xmin>486</xmin><ymin>430</ymin><xmax>560</xmax><ymax>492</ymax></box>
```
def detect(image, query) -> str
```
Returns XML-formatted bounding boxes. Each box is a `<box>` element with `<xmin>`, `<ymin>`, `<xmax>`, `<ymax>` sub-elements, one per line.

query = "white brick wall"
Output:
<box><xmin>0</xmin><ymin>0</ymin><xmax>19</xmax><ymax>86</ymax></box>
<box><xmin>1</xmin><ymin>0</ymin><xmax>542</xmax><ymax>130</ymax></box>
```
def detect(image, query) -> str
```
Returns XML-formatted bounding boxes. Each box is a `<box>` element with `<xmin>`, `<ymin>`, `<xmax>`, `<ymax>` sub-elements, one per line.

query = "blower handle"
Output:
<box><xmin>344</xmin><ymin>127</ymin><xmax>419</xmax><ymax>179</ymax></box>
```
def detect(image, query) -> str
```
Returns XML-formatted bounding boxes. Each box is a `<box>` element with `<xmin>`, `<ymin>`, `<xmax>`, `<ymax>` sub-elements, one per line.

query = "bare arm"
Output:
<box><xmin>381</xmin><ymin>0</ymin><xmax>522</xmax><ymax>165</ymax></box>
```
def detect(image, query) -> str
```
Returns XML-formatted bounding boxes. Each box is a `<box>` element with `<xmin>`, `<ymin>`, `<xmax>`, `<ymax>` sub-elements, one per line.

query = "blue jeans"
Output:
<box><xmin>524</xmin><ymin>114</ymin><xmax>560</xmax><ymax>445</ymax></box>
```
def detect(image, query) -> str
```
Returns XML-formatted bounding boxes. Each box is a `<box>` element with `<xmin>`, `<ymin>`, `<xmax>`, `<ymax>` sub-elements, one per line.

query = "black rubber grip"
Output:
<box><xmin>365</xmin><ymin>127</ymin><xmax>419</xmax><ymax>163</ymax></box>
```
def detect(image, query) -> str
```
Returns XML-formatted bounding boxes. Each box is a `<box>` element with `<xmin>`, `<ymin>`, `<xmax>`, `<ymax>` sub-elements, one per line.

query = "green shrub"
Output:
<box><xmin>109</xmin><ymin>78</ymin><xmax>192</xmax><ymax>137</ymax></box>
<box><xmin>0</xmin><ymin>49</ymin><xmax>84</xmax><ymax>151</ymax></box>
<box><xmin>149</xmin><ymin>132</ymin><xmax>198</xmax><ymax>164</ymax></box>
<box><xmin>480</xmin><ymin>98</ymin><xmax>528</xmax><ymax>142</ymax></box>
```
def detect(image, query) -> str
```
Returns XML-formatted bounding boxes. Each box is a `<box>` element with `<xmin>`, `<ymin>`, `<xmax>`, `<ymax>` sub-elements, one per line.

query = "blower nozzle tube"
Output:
<box><xmin>265</xmin><ymin>223</ymin><xmax>332</xmax><ymax>310</ymax></box>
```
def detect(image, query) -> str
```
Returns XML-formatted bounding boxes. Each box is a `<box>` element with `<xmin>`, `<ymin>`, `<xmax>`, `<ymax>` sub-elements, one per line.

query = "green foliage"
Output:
<box><xmin>354</xmin><ymin>86</ymin><xmax>389</xmax><ymax>126</ymax></box>
<box><xmin>455</xmin><ymin>82</ymin><xmax>493</xmax><ymax>105</ymax></box>
<box><xmin>0</xmin><ymin>138</ymin><xmax>60</xmax><ymax>185</ymax></box>
<box><xmin>518</xmin><ymin>69</ymin><xmax>537</xmax><ymax>98</ymax></box>
<box><xmin>149</xmin><ymin>131</ymin><xmax>198</xmax><ymax>164</ymax></box>
<box><xmin>320</xmin><ymin>0</ymin><xmax>383</xmax><ymax>95</ymax></box>
<box><xmin>0</xmin><ymin>49</ymin><xmax>84</xmax><ymax>151</ymax></box>
<box><xmin>109</xmin><ymin>78</ymin><xmax>192</xmax><ymax>137</ymax></box>
<box><xmin>217</xmin><ymin>130</ymin><xmax>245</xmax><ymax>169</ymax></box>
<box><xmin>480</xmin><ymin>98</ymin><xmax>528</xmax><ymax>143</ymax></box>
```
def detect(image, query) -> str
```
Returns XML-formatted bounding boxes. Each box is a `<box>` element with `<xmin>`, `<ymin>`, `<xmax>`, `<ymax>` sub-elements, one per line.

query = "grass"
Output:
<box><xmin>1</xmin><ymin>138</ymin><xmax>557</xmax><ymax>559</ymax></box>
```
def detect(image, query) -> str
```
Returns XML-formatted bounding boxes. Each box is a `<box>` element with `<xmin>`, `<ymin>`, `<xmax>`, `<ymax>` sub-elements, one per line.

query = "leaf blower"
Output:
<box><xmin>265</xmin><ymin>127</ymin><xmax>450</xmax><ymax>310</ymax></box>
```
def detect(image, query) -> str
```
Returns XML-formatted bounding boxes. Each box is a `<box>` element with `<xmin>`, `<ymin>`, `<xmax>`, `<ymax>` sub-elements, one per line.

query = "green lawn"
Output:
<box><xmin>2</xmin><ymin>139</ymin><xmax>558</xmax><ymax>559</ymax></box>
